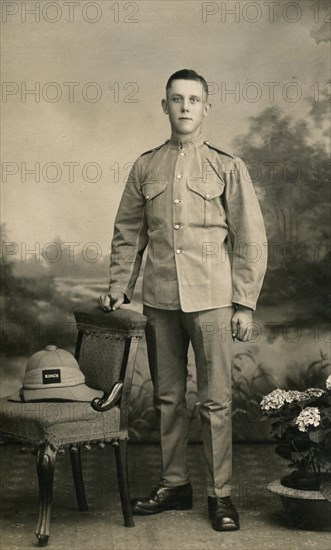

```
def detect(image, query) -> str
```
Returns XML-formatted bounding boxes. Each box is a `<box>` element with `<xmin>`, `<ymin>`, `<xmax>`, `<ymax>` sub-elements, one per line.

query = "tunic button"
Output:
<box><xmin>205</xmin><ymin>193</ymin><xmax>210</xmax><ymax>199</ymax></box>
<box><xmin>176</xmin><ymin>249</ymin><xmax>182</xmax><ymax>254</ymax></box>
<box><xmin>176</xmin><ymin>174</ymin><xmax>182</xmax><ymax>179</ymax></box>
<box><xmin>174</xmin><ymin>199</ymin><xmax>181</xmax><ymax>204</ymax></box>
<box><xmin>146</xmin><ymin>194</ymin><xmax>150</xmax><ymax>199</ymax></box>
<box><xmin>179</xmin><ymin>152</ymin><xmax>185</xmax><ymax>157</ymax></box>
<box><xmin>174</xmin><ymin>224</ymin><xmax>180</xmax><ymax>230</ymax></box>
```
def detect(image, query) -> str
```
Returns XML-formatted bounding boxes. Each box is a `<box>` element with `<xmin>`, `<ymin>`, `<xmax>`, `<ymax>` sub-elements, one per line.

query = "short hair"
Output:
<box><xmin>166</xmin><ymin>69</ymin><xmax>209</xmax><ymax>97</ymax></box>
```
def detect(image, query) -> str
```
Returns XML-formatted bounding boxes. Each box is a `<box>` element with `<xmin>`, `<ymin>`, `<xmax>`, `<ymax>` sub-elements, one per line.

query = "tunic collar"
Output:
<box><xmin>169</xmin><ymin>133</ymin><xmax>204</xmax><ymax>151</ymax></box>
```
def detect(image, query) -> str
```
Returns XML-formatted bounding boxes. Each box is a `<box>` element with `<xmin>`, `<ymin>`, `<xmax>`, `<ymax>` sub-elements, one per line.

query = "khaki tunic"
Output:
<box><xmin>109</xmin><ymin>134</ymin><xmax>267</xmax><ymax>312</ymax></box>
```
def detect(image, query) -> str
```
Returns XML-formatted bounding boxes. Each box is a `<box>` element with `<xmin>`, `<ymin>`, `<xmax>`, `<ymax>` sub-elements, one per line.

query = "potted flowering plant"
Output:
<box><xmin>260</xmin><ymin>374</ymin><xmax>331</xmax><ymax>530</ymax></box>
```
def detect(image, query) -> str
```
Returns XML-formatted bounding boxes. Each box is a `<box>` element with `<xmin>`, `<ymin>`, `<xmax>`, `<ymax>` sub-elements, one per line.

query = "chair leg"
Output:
<box><xmin>113</xmin><ymin>439</ymin><xmax>134</xmax><ymax>527</ymax></box>
<box><xmin>70</xmin><ymin>445</ymin><xmax>88</xmax><ymax>511</ymax></box>
<box><xmin>35</xmin><ymin>443</ymin><xmax>57</xmax><ymax>547</ymax></box>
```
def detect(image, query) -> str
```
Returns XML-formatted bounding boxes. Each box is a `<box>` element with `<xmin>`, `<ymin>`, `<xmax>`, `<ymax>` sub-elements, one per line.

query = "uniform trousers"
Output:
<box><xmin>143</xmin><ymin>305</ymin><xmax>234</xmax><ymax>498</ymax></box>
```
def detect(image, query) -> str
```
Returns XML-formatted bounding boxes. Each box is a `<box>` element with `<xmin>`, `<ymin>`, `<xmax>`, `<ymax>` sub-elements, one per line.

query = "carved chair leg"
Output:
<box><xmin>113</xmin><ymin>439</ymin><xmax>134</xmax><ymax>527</ymax></box>
<box><xmin>70</xmin><ymin>445</ymin><xmax>88</xmax><ymax>511</ymax></box>
<box><xmin>35</xmin><ymin>443</ymin><xmax>57</xmax><ymax>547</ymax></box>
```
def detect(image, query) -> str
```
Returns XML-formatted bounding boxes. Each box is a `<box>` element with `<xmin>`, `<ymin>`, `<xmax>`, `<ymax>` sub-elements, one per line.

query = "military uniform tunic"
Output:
<box><xmin>109</xmin><ymin>133</ymin><xmax>267</xmax><ymax>311</ymax></box>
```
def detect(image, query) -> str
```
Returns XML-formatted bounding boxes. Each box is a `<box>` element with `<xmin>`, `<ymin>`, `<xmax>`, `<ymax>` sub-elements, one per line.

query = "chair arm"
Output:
<box><xmin>91</xmin><ymin>382</ymin><xmax>123</xmax><ymax>412</ymax></box>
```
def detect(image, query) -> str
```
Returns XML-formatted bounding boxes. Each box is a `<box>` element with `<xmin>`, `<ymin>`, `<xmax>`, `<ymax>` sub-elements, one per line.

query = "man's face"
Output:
<box><xmin>162</xmin><ymin>79</ymin><xmax>210</xmax><ymax>138</ymax></box>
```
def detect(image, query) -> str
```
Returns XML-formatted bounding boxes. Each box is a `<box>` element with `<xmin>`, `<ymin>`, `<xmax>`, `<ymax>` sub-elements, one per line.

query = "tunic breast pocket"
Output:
<box><xmin>142</xmin><ymin>180</ymin><xmax>168</xmax><ymax>230</ymax></box>
<box><xmin>187</xmin><ymin>176</ymin><xmax>225</xmax><ymax>228</ymax></box>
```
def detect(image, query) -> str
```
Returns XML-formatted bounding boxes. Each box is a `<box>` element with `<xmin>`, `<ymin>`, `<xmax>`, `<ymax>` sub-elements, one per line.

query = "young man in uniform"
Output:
<box><xmin>98</xmin><ymin>69</ymin><xmax>267</xmax><ymax>531</ymax></box>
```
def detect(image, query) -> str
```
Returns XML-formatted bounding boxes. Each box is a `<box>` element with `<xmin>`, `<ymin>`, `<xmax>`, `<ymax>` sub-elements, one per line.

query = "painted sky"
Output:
<box><xmin>2</xmin><ymin>0</ymin><xmax>330</xmax><ymax>258</ymax></box>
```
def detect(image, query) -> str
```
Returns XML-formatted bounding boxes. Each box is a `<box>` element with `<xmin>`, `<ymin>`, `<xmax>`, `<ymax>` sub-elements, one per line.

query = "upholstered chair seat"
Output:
<box><xmin>0</xmin><ymin>305</ymin><xmax>147</xmax><ymax>547</ymax></box>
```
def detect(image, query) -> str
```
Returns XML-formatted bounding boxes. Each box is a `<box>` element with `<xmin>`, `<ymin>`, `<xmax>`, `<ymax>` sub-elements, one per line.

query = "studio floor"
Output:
<box><xmin>0</xmin><ymin>443</ymin><xmax>330</xmax><ymax>550</ymax></box>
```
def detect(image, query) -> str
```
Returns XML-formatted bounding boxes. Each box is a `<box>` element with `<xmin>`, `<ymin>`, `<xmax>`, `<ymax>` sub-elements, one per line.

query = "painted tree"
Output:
<box><xmin>234</xmin><ymin>107</ymin><xmax>330</xmax><ymax>320</ymax></box>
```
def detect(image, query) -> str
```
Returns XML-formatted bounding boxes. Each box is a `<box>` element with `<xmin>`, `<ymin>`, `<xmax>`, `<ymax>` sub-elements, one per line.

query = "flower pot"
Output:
<box><xmin>268</xmin><ymin>477</ymin><xmax>331</xmax><ymax>531</ymax></box>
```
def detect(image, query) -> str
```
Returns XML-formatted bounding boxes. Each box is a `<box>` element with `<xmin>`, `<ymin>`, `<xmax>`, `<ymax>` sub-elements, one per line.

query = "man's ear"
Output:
<box><xmin>161</xmin><ymin>98</ymin><xmax>169</xmax><ymax>115</ymax></box>
<box><xmin>203</xmin><ymin>102</ymin><xmax>211</xmax><ymax>117</ymax></box>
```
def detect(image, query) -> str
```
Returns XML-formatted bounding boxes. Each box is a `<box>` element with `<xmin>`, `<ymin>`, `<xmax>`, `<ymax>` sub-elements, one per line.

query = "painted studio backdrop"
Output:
<box><xmin>1</xmin><ymin>0</ymin><xmax>330</xmax><ymax>442</ymax></box>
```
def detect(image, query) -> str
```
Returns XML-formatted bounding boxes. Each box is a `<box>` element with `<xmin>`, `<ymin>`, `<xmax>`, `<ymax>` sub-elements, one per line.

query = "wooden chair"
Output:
<box><xmin>0</xmin><ymin>305</ymin><xmax>147</xmax><ymax>546</ymax></box>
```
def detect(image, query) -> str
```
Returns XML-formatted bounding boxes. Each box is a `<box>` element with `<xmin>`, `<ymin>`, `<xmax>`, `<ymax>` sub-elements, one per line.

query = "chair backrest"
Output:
<box><xmin>74</xmin><ymin>305</ymin><xmax>147</xmax><ymax>394</ymax></box>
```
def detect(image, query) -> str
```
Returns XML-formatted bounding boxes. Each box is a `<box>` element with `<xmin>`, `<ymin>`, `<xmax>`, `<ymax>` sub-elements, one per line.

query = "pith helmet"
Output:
<box><xmin>9</xmin><ymin>345</ymin><xmax>103</xmax><ymax>402</ymax></box>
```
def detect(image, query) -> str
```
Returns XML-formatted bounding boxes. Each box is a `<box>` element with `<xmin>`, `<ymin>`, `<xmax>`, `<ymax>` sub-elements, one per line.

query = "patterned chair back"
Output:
<box><xmin>74</xmin><ymin>306</ymin><xmax>147</xmax><ymax>394</ymax></box>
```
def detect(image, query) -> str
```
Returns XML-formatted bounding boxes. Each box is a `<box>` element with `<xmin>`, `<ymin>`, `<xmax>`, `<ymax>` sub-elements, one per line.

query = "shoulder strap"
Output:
<box><xmin>204</xmin><ymin>141</ymin><xmax>235</xmax><ymax>158</ymax></box>
<box><xmin>140</xmin><ymin>140</ymin><xmax>169</xmax><ymax>157</ymax></box>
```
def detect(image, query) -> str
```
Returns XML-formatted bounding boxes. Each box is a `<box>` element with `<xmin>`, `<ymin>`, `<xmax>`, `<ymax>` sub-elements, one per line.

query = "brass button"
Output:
<box><xmin>176</xmin><ymin>174</ymin><xmax>182</xmax><ymax>179</ymax></box>
<box><xmin>146</xmin><ymin>194</ymin><xmax>150</xmax><ymax>199</ymax></box>
<box><xmin>174</xmin><ymin>199</ymin><xmax>181</xmax><ymax>204</ymax></box>
<box><xmin>174</xmin><ymin>224</ymin><xmax>181</xmax><ymax>230</ymax></box>
<box><xmin>176</xmin><ymin>249</ymin><xmax>182</xmax><ymax>254</ymax></box>
<box><xmin>205</xmin><ymin>193</ymin><xmax>210</xmax><ymax>199</ymax></box>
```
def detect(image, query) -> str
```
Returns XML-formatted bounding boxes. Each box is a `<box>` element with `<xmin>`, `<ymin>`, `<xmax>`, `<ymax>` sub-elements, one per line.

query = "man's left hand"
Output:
<box><xmin>231</xmin><ymin>305</ymin><xmax>253</xmax><ymax>342</ymax></box>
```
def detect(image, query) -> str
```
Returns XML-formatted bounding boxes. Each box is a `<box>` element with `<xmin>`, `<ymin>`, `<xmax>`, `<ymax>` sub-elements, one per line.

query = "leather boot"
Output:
<box><xmin>131</xmin><ymin>483</ymin><xmax>193</xmax><ymax>515</ymax></box>
<box><xmin>208</xmin><ymin>496</ymin><xmax>240</xmax><ymax>531</ymax></box>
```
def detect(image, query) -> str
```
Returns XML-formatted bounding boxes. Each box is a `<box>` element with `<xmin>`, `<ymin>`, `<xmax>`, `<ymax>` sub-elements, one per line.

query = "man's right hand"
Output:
<box><xmin>98</xmin><ymin>292</ymin><xmax>125</xmax><ymax>312</ymax></box>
